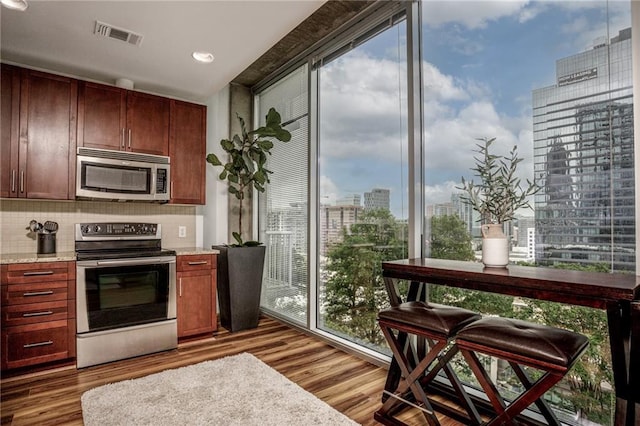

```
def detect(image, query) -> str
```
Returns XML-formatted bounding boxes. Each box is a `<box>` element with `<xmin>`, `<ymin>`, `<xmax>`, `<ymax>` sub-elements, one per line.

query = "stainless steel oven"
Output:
<box><xmin>75</xmin><ymin>222</ymin><xmax>177</xmax><ymax>368</ymax></box>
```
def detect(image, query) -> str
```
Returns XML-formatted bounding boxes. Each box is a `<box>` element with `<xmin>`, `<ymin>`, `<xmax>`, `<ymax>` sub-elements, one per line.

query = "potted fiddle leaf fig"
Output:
<box><xmin>206</xmin><ymin>107</ymin><xmax>291</xmax><ymax>332</ymax></box>
<box><xmin>457</xmin><ymin>137</ymin><xmax>539</xmax><ymax>267</ymax></box>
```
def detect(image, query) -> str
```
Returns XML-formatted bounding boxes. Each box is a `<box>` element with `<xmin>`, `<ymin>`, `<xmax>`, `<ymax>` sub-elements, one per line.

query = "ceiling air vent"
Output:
<box><xmin>94</xmin><ymin>21</ymin><xmax>143</xmax><ymax>46</ymax></box>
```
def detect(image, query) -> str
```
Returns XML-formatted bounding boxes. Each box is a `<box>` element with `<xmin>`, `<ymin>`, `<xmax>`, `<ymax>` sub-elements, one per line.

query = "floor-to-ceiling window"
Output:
<box><xmin>254</xmin><ymin>1</ymin><xmax>637</xmax><ymax>423</ymax></box>
<box><xmin>422</xmin><ymin>1</ymin><xmax>634</xmax><ymax>424</ymax></box>
<box><xmin>256</xmin><ymin>65</ymin><xmax>309</xmax><ymax>325</ymax></box>
<box><xmin>315</xmin><ymin>18</ymin><xmax>410</xmax><ymax>352</ymax></box>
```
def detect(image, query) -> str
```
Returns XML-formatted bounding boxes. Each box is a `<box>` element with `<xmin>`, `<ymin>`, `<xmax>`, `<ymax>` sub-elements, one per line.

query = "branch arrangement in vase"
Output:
<box><xmin>457</xmin><ymin>137</ymin><xmax>540</xmax><ymax>224</ymax></box>
<box><xmin>206</xmin><ymin>107</ymin><xmax>291</xmax><ymax>246</ymax></box>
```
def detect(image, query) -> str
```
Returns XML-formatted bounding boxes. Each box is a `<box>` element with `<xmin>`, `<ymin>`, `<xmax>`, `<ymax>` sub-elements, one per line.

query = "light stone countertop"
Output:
<box><xmin>1</xmin><ymin>248</ymin><xmax>220</xmax><ymax>264</ymax></box>
<box><xmin>171</xmin><ymin>247</ymin><xmax>220</xmax><ymax>256</ymax></box>
<box><xmin>1</xmin><ymin>252</ymin><xmax>77</xmax><ymax>264</ymax></box>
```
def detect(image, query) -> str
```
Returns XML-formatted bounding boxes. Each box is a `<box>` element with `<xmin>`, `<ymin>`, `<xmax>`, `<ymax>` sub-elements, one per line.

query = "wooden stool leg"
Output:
<box><xmin>486</xmin><ymin>372</ymin><xmax>563</xmax><ymax>426</ymax></box>
<box><xmin>460</xmin><ymin>348</ymin><xmax>507</xmax><ymax>414</ymax></box>
<box><xmin>442</xmin><ymin>356</ymin><xmax>483</xmax><ymax>424</ymax></box>
<box><xmin>378</xmin><ymin>323</ymin><xmax>443</xmax><ymax>426</ymax></box>
<box><xmin>510</xmin><ymin>362</ymin><xmax>560</xmax><ymax>425</ymax></box>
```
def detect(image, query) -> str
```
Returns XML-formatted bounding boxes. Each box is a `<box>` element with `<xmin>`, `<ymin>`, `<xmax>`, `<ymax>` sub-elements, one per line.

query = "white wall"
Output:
<box><xmin>198</xmin><ymin>85</ymin><xmax>230</xmax><ymax>249</ymax></box>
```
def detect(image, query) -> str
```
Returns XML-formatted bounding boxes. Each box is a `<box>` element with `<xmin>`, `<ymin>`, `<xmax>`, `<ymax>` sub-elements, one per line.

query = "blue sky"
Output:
<box><xmin>318</xmin><ymin>1</ymin><xmax>632</xmax><ymax>218</ymax></box>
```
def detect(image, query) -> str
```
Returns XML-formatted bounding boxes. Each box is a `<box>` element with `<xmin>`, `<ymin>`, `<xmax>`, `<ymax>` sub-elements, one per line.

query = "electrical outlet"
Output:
<box><xmin>178</xmin><ymin>226</ymin><xmax>186</xmax><ymax>238</ymax></box>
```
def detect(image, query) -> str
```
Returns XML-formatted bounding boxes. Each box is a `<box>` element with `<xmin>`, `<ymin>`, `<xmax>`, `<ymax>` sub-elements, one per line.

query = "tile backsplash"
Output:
<box><xmin>0</xmin><ymin>199</ymin><xmax>196</xmax><ymax>255</ymax></box>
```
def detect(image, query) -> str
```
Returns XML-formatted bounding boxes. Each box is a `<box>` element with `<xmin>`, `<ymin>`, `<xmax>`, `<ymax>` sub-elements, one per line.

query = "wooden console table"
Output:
<box><xmin>382</xmin><ymin>258</ymin><xmax>640</xmax><ymax>426</ymax></box>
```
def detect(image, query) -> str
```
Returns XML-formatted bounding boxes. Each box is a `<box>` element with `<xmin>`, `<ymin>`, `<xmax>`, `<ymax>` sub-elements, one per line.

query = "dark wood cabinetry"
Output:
<box><xmin>78</xmin><ymin>81</ymin><xmax>170</xmax><ymax>156</ymax></box>
<box><xmin>2</xmin><ymin>65</ymin><xmax>206</xmax><ymax>204</ymax></box>
<box><xmin>1</xmin><ymin>261</ymin><xmax>76</xmax><ymax>370</ymax></box>
<box><xmin>176</xmin><ymin>254</ymin><xmax>217</xmax><ymax>339</ymax></box>
<box><xmin>0</xmin><ymin>64</ymin><xmax>19</xmax><ymax>199</ymax></box>
<box><xmin>169</xmin><ymin>100</ymin><xmax>206</xmax><ymax>204</ymax></box>
<box><xmin>0</xmin><ymin>66</ymin><xmax>77</xmax><ymax>200</ymax></box>
<box><xmin>77</xmin><ymin>82</ymin><xmax>126</xmax><ymax>151</ymax></box>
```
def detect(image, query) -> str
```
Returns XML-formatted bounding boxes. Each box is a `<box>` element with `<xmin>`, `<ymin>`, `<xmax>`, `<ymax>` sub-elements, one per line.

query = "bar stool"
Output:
<box><xmin>455</xmin><ymin>317</ymin><xmax>589</xmax><ymax>426</ymax></box>
<box><xmin>375</xmin><ymin>301</ymin><xmax>483</xmax><ymax>426</ymax></box>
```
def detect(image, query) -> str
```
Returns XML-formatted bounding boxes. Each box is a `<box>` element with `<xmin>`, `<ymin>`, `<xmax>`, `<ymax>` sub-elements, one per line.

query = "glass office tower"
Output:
<box><xmin>533</xmin><ymin>28</ymin><xmax>634</xmax><ymax>271</ymax></box>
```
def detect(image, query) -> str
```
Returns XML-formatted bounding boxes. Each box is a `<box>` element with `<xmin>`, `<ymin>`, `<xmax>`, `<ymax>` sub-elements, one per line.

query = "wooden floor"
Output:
<box><xmin>0</xmin><ymin>316</ymin><xmax>464</xmax><ymax>426</ymax></box>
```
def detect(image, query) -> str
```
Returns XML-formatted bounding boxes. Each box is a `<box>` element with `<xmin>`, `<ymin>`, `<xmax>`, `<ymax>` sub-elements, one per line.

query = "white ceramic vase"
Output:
<box><xmin>481</xmin><ymin>224</ymin><xmax>509</xmax><ymax>268</ymax></box>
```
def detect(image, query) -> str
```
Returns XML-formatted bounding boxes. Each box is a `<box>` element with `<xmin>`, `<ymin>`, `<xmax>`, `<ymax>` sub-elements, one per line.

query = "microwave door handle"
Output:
<box><xmin>151</xmin><ymin>169</ymin><xmax>157</xmax><ymax>196</ymax></box>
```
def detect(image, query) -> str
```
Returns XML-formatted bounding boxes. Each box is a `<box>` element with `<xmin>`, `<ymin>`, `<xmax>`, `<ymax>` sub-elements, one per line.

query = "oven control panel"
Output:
<box><xmin>77</xmin><ymin>223</ymin><xmax>160</xmax><ymax>237</ymax></box>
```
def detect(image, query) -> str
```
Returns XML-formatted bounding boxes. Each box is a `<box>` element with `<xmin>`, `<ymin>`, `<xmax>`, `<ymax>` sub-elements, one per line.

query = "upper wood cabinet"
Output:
<box><xmin>78</xmin><ymin>81</ymin><xmax>170</xmax><ymax>156</ymax></box>
<box><xmin>0</xmin><ymin>66</ymin><xmax>77</xmax><ymax>200</ymax></box>
<box><xmin>1</xmin><ymin>64</ymin><xmax>20</xmax><ymax>199</ymax></box>
<box><xmin>169</xmin><ymin>100</ymin><xmax>206</xmax><ymax>205</ymax></box>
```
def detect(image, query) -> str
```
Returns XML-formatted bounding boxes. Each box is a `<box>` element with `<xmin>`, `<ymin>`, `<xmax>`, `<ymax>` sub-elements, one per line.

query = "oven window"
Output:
<box><xmin>84</xmin><ymin>263</ymin><xmax>170</xmax><ymax>331</ymax></box>
<box><xmin>98</xmin><ymin>272</ymin><xmax>157</xmax><ymax>309</ymax></box>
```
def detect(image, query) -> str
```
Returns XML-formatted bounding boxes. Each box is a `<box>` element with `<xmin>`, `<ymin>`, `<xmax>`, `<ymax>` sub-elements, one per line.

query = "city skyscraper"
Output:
<box><xmin>364</xmin><ymin>188</ymin><xmax>390</xmax><ymax>211</ymax></box>
<box><xmin>532</xmin><ymin>28</ymin><xmax>634</xmax><ymax>271</ymax></box>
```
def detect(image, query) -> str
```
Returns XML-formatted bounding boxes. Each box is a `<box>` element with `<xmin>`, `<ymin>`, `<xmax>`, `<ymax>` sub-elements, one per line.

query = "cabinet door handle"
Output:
<box><xmin>128</xmin><ymin>128</ymin><xmax>132</xmax><ymax>149</ymax></box>
<box><xmin>179</xmin><ymin>277</ymin><xmax>182</xmax><ymax>297</ymax></box>
<box><xmin>23</xmin><ymin>311</ymin><xmax>53</xmax><ymax>317</ymax></box>
<box><xmin>23</xmin><ymin>290</ymin><xmax>54</xmax><ymax>297</ymax></box>
<box><xmin>11</xmin><ymin>170</ymin><xmax>16</xmax><ymax>193</ymax></box>
<box><xmin>187</xmin><ymin>261</ymin><xmax>208</xmax><ymax>266</ymax></box>
<box><xmin>23</xmin><ymin>340</ymin><xmax>53</xmax><ymax>348</ymax></box>
<box><xmin>121</xmin><ymin>128</ymin><xmax>125</xmax><ymax>148</ymax></box>
<box><xmin>19</xmin><ymin>170</ymin><xmax>24</xmax><ymax>193</ymax></box>
<box><xmin>23</xmin><ymin>271</ymin><xmax>54</xmax><ymax>276</ymax></box>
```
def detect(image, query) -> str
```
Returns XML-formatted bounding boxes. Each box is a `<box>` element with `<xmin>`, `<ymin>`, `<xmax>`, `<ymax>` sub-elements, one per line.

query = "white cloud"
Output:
<box><xmin>424</xmin><ymin>62</ymin><xmax>469</xmax><ymax>101</ymax></box>
<box><xmin>320</xmin><ymin>175</ymin><xmax>339</xmax><ymax>205</ymax></box>
<box><xmin>422</xmin><ymin>0</ymin><xmax>531</xmax><ymax>29</ymax></box>
<box><xmin>320</xmin><ymin>52</ymin><xmax>407</xmax><ymax>161</ymax></box>
<box><xmin>424</xmin><ymin>180</ymin><xmax>462</xmax><ymax>204</ymax></box>
<box><xmin>318</xmin><ymin>44</ymin><xmax>536</xmax><ymax>202</ymax></box>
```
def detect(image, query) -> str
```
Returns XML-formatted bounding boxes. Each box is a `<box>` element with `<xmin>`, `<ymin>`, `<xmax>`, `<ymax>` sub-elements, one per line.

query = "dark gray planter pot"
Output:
<box><xmin>214</xmin><ymin>245</ymin><xmax>265</xmax><ymax>332</ymax></box>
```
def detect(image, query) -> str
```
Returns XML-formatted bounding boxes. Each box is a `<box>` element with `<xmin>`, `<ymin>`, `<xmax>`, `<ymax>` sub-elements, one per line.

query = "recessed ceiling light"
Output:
<box><xmin>1</xmin><ymin>0</ymin><xmax>28</xmax><ymax>11</ymax></box>
<box><xmin>192</xmin><ymin>51</ymin><xmax>214</xmax><ymax>64</ymax></box>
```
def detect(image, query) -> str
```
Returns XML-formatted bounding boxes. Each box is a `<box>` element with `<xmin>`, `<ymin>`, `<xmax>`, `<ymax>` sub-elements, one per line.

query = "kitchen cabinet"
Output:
<box><xmin>1</xmin><ymin>261</ymin><xmax>76</xmax><ymax>370</ymax></box>
<box><xmin>0</xmin><ymin>66</ymin><xmax>77</xmax><ymax>200</ymax></box>
<box><xmin>78</xmin><ymin>81</ymin><xmax>170</xmax><ymax>156</ymax></box>
<box><xmin>176</xmin><ymin>254</ymin><xmax>217</xmax><ymax>339</ymax></box>
<box><xmin>1</xmin><ymin>64</ymin><xmax>19</xmax><ymax>199</ymax></box>
<box><xmin>169</xmin><ymin>100</ymin><xmax>206</xmax><ymax>204</ymax></box>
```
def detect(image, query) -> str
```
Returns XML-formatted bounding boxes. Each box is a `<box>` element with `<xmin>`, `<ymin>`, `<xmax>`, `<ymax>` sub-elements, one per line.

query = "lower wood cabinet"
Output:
<box><xmin>1</xmin><ymin>261</ymin><xmax>76</xmax><ymax>370</ymax></box>
<box><xmin>176</xmin><ymin>254</ymin><xmax>217</xmax><ymax>339</ymax></box>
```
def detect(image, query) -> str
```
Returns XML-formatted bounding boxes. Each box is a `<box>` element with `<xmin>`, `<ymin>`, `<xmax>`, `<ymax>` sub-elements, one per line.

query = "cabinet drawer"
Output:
<box><xmin>2</xmin><ymin>320</ymin><xmax>72</xmax><ymax>370</ymax></box>
<box><xmin>1</xmin><ymin>262</ymin><xmax>73</xmax><ymax>284</ymax></box>
<box><xmin>177</xmin><ymin>254</ymin><xmax>215</xmax><ymax>272</ymax></box>
<box><xmin>2</xmin><ymin>280</ymin><xmax>68</xmax><ymax>306</ymax></box>
<box><xmin>2</xmin><ymin>300</ymin><xmax>68</xmax><ymax>327</ymax></box>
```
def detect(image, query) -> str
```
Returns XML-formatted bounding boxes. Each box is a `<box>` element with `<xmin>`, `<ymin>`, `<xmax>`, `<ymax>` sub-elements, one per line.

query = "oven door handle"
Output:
<box><xmin>84</xmin><ymin>257</ymin><xmax>176</xmax><ymax>267</ymax></box>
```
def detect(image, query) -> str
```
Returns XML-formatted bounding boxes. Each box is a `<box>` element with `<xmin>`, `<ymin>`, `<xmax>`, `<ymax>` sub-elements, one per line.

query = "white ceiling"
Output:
<box><xmin>0</xmin><ymin>1</ymin><xmax>325</xmax><ymax>103</ymax></box>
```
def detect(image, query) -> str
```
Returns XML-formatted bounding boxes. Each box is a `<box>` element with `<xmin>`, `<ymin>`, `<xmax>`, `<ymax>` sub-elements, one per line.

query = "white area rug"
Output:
<box><xmin>81</xmin><ymin>352</ymin><xmax>359</xmax><ymax>426</ymax></box>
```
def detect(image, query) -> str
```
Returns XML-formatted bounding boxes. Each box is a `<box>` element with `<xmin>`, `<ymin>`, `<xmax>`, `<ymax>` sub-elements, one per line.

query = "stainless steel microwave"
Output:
<box><xmin>76</xmin><ymin>147</ymin><xmax>170</xmax><ymax>202</ymax></box>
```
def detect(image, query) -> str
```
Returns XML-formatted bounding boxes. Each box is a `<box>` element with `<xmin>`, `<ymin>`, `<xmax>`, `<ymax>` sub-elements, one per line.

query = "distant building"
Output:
<box><xmin>532</xmin><ymin>27</ymin><xmax>634</xmax><ymax>271</ymax></box>
<box><xmin>336</xmin><ymin>194</ymin><xmax>361</xmax><ymax>206</ymax></box>
<box><xmin>364</xmin><ymin>188</ymin><xmax>390</xmax><ymax>211</ymax></box>
<box><xmin>515</xmin><ymin>216</ymin><xmax>535</xmax><ymax>248</ymax></box>
<box><xmin>319</xmin><ymin>203</ymin><xmax>363</xmax><ymax>256</ymax></box>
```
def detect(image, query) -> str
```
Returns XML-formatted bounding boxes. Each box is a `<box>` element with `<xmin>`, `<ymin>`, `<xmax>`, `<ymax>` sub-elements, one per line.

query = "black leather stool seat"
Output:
<box><xmin>375</xmin><ymin>301</ymin><xmax>483</xmax><ymax>426</ymax></box>
<box><xmin>456</xmin><ymin>316</ymin><xmax>589</xmax><ymax>426</ymax></box>
<box><xmin>378</xmin><ymin>301</ymin><xmax>481</xmax><ymax>337</ymax></box>
<box><xmin>456</xmin><ymin>316</ymin><xmax>589</xmax><ymax>370</ymax></box>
